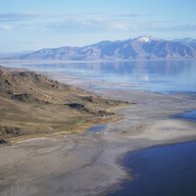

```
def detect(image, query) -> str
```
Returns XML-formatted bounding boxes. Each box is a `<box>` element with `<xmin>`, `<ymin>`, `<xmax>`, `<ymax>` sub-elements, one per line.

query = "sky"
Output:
<box><xmin>0</xmin><ymin>0</ymin><xmax>196</xmax><ymax>53</ymax></box>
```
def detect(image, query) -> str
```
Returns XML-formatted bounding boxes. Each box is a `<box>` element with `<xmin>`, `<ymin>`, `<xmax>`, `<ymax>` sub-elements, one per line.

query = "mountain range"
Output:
<box><xmin>3</xmin><ymin>36</ymin><xmax>196</xmax><ymax>61</ymax></box>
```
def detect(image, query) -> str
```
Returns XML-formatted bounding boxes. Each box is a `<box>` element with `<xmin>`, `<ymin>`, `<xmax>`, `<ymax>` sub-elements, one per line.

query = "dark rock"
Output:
<box><xmin>0</xmin><ymin>126</ymin><xmax>20</xmax><ymax>136</ymax></box>
<box><xmin>12</xmin><ymin>93</ymin><xmax>32</xmax><ymax>102</ymax></box>
<box><xmin>66</xmin><ymin>103</ymin><xmax>89</xmax><ymax>112</ymax></box>
<box><xmin>6</xmin><ymin>90</ymin><xmax>13</xmax><ymax>95</ymax></box>
<box><xmin>106</xmin><ymin>100</ymin><xmax>114</xmax><ymax>105</ymax></box>
<box><xmin>96</xmin><ymin>110</ymin><xmax>114</xmax><ymax>117</ymax></box>
<box><xmin>0</xmin><ymin>139</ymin><xmax>7</xmax><ymax>144</ymax></box>
<box><xmin>50</xmin><ymin>83</ymin><xmax>59</xmax><ymax>88</ymax></box>
<box><xmin>11</xmin><ymin>93</ymin><xmax>47</xmax><ymax>104</ymax></box>
<box><xmin>82</xmin><ymin>96</ymin><xmax>94</xmax><ymax>102</ymax></box>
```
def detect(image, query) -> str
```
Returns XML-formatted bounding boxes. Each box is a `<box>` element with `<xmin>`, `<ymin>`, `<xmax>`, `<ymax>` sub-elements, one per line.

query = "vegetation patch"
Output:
<box><xmin>0</xmin><ymin>67</ymin><xmax>129</xmax><ymax>144</ymax></box>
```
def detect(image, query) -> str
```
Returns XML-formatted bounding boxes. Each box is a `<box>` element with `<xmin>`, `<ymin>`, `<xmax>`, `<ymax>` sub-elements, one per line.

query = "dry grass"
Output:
<box><xmin>0</xmin><ymin>67</ymin><xmax>128</xmax><ymax>143</ymax></box>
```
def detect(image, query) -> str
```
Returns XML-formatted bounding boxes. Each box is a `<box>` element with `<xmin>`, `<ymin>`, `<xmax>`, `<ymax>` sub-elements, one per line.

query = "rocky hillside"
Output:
<box><xmin>3</xmin><ymin>36</ymin><xmax>196</xmax><ymax>60</ymax></box>
<box><xmin>0</xmin><ymin>67</ymin><xmax>125</xmax><ymax>144</ymax></box>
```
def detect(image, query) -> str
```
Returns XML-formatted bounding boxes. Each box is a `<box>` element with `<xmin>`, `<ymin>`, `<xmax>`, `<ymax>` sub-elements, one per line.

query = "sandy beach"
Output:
<box><xmin>0</xmin><ymin>87</ymin><xmax>196</xmax><ymax>196</ymax></box>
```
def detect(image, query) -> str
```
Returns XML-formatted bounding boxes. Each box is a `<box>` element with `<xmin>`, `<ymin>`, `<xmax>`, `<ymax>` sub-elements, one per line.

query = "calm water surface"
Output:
<box><xmin>174</xmin><ymin>110</ymin><xmax>196</xmax><ymax>121</ymax></box>
<box><xmin>87</xmin><ymin>124</ymin><xmax>107</xmax><ymax>133</ymax></box>
<box><xmin>7</xmin><ymin>60</ymin><xmax>196</xmax><ymax>93</ymax></box>
<box><xmin>108</xmin><ymin>142</ymin><xmax>196</xmax><ymax>196</ymax></box>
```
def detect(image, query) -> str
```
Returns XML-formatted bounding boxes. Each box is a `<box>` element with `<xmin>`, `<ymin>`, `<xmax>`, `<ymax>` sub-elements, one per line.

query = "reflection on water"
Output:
<box><xmin>6</xmin><ymin>60</ymin><xmax>196</xmax><ymax>93</ymax></box>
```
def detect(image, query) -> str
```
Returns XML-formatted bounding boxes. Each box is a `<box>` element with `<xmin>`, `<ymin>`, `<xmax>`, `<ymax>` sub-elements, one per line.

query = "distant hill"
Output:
<box><xmin>2</xmin><ymin>36</ymin><xmax>196</xmax><ymax>61</ymax></box>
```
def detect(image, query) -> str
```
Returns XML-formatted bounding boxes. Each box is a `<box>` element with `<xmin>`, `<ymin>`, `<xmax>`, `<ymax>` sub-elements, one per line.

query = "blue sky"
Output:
<box><xmin>0</xmin><ymin>0</ymin><xmax>196</xmax><ymax>53</ymax></box>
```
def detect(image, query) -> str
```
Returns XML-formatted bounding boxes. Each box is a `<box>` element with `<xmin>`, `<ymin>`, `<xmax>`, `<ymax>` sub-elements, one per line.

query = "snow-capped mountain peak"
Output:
<box><xmin>136</xmin><ymin>35</ymin><xmax>152</xmax><ymax>43</ymax></box>
<box><xmin>2</xmin><ymin>36</ymin><xmax>196</xmax><ymax>60</ymax></box>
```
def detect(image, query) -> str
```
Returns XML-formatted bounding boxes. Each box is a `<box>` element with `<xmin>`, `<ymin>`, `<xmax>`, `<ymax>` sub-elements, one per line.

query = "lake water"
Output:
<box><xmin>174</xmin><ymin>110</ymin><xmax>196</xmax><ymax>122</ymax></box>
<box><xmin>108</xmin><ymin>142</ymin><xmax>196</xmax><ymax>196</ymax></box>
<box><xmin>87</xmin><ymin>124</ymin><xmax>107</xmax><ymax>133</ymax></box>
<box><xmin>7</xmin><ymin>60</ymin><xmax>196</xmax><ymax>94</ymax></box>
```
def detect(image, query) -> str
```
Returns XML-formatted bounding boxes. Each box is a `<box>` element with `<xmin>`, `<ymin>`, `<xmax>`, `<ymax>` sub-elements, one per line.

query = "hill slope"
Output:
<box><xmin>0</xmin><ymin>67</ymin><xmax>125</xmax><ymax>144</ymax></box>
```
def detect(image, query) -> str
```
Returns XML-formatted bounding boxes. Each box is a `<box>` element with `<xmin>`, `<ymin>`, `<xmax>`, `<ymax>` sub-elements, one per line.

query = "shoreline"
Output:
<box><xmin>0</xmin><ymin>58</ymin><xmax>196</xmax><ymax>65</ymax></box>
<box><xmin>0</xmin><ymin>85</ymin><xmax>196</xmax><ymax>195</ymax></box>
<box><xmin>107</xmin><ymin>141</ymin><xmax>196</xmax><ymax>196</ymax></box>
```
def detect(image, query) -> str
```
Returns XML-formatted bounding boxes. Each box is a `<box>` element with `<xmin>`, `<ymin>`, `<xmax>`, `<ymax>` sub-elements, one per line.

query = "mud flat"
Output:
<box><xmin>0</xmin><ymin>86</ymin><xmax>196</xmax><ymax>196</ymax></box>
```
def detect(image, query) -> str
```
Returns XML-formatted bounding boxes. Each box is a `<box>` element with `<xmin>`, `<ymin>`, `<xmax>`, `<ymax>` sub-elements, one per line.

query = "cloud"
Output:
<box><xmin>0</xmin><ymin>12</ymin><xmax>195</xmax><ymax>34</ymax></box>
<box><xmin>166</xmin><ymin>23</ymin><xmax>196</xmax><ymax>31</ymax></box>
<box><xmin>0</xmin><ymin>12</ymin><xmax>50</xmax><ymax>31</ymax></box>
<box><xmin>0</xmin><ymin>12</ymin><xmax>44</xmax><ymax>22</ymax></box>
<box><xmin>107</xmin><ymin>13</ymin><xmax>152</xmax><ymax>18</ymax></box>
<box><xmin>0</xmin><ymin>24</ymin><xmax>12</xmax><ymax>31</ymax></box>
<box><xmin>45</xmin><ymin>15</ymin><xmax>131</xmax><ymax>33</ymax></box>
<box><xmin>137</xmin><ymin>21</ymin><xmax>196</xmax><ymax>32</ymax></box>
<box><xmin>108</xmin><ymin>21</ymin><xmax>129</xmax><ymax>31</ymax></box>
<box><xmin>0</xmin><ymin>12</ymin><xmax>147</xmax><ymax>32</ymax></box>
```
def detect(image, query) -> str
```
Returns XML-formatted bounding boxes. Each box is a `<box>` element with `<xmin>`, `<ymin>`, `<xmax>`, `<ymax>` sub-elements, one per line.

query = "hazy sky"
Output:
<box><xmin>0</xmin><ymin>0</ymin><xmax>196</xmax><ymax>53</ymax></box>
